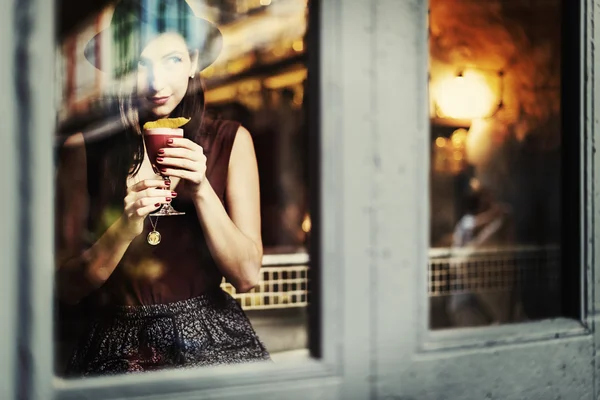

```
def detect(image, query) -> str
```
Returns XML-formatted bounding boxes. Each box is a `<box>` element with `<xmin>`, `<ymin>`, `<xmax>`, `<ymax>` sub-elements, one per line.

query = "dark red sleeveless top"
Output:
<box><xmin>83</xmin><ymin>118</ymin><xmax>240</xmax><ymax>306</ymax></box>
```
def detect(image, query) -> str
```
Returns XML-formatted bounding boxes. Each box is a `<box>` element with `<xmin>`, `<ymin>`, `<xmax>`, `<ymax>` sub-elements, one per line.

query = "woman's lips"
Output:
<box><xmin>148</xmin><ymin>96</ymin><xmax>170</xmax><ymax>105</ymax></box>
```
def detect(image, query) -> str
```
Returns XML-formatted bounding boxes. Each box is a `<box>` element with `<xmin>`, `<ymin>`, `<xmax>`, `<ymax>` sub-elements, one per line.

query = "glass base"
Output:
<box><xmin>150</xmin><ymin>203</ymin><xmax>185</xmax><ymax>216</ymax></box>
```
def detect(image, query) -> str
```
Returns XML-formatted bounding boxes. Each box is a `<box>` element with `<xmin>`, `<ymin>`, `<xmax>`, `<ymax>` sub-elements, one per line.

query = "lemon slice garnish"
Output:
<box><xmin>143</xmin><ymin>117</ymin><xmax>191</xmax><ymax>130</ymax></box>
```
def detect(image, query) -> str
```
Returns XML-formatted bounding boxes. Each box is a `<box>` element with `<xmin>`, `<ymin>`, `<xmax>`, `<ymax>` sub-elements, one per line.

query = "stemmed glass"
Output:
<box><xmin>143</xmin><ymin>127</ymin><xmax>185</xmax><ymax>216</ymax></box>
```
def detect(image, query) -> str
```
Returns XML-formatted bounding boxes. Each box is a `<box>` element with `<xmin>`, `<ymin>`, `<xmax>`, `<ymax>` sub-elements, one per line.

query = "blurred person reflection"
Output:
<box><xmin>447</xmin><ymin>184</ymin><xmax>522</xmax><ymax>327</ymax></box>
<box><xmin>55</xmin><ymin>0</ymin><xmax>270</xmax><ymax>377</ymax></box>
<box><xmin>454</xmin><ymin>159</ymin><xmax>476</xmax><ymax>222</ymax></box>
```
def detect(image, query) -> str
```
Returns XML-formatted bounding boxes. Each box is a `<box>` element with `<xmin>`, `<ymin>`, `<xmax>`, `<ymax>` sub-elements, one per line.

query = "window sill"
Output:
<box><xmin>421</xmin><ymin>318</ymin><xmax>590</xmax><ymax>354</ymax></box>
<box><xmin>54</xmin><ymin>356</ymin><xmax>338</xmax><ymax>400</ymax></box>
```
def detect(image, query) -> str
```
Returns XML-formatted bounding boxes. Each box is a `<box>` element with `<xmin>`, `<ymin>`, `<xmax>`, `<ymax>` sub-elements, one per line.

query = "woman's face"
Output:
<box><xmin>136</xmin><ymin>32</ymin><xmax>198</xmax><ymax>119</ymax></box>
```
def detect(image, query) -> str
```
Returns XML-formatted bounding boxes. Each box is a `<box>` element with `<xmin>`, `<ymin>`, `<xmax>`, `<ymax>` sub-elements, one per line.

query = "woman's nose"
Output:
<box><xmin>147</xmin><ymin>66</ymin><xmax>167</xmax><ymax>92</ymax></box>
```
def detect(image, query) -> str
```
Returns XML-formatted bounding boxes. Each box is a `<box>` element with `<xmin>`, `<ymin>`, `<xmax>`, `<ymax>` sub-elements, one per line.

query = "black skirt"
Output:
<box><xmin>66</xmin><ymin>290</ymin><xmax>271</xmax><ymax>376</ymax></box>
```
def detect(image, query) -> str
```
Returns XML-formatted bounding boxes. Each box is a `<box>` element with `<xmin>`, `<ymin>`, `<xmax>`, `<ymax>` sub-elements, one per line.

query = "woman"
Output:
<box><xmin>55</xmin><ymin>0</ymin><xmax>270</xmax><ymax>376</ymax></box>
<box><xmin>447</xmin><ymin>187</ymin><xmax>515</xmax><ymax>327</ymax></box>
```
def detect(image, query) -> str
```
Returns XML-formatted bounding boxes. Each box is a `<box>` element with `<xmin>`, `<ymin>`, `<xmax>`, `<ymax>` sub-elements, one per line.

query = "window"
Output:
<box><xmin>7</xmin><ymin>0</ymin><xmax>597</xmax><ymax>399</ymax></box>
<box><xmin>54</xmin><ymin>0</ymin><xmax>314</xmax><ymax>379</ymax></box>
<box><xmin>427</xmin><ymin>0</ymin><xmax>572</xmax><ymax>329</ymax></box>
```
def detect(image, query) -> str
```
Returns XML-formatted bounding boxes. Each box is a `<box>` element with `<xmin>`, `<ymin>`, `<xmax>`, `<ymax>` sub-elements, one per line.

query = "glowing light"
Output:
<box><xmin>465</xmin><ymin>119</ymin><xmax>494</xmax><ymax>165</ymax></box>
<box><xmin>263</xmin><ymin>68</ymin><xmax>307</xmax><ymax>89</ymax></box>
<box><xmin>302</xmin><ymin>214</ymin><xmax>311</xmax><ymax>233</ymax></box>
<box><xmin>450</xmin><ymin>128</ymin><xmax>468</xmax><ymax>147</ymax></box>
<box><xmin>292</xmin><ymin>40</ymin><xmax>304</xmax><ymax>52</ymax></box>
<box><xmin>435</xmin><ymin>137</ymin><xmax>447</xmax><ymax>147</ymax></box>
<box><xmin>260</xmin><ymin>0</ymin><xmax>272</xmax><ymax>5</ymax></box>
<box><xmin>273</xmin><ymin>46</ymin><xmax>286</xmax><ymax>57</ymax></box>
<box><xmin>433</xmin><ymin>71</ymin><xmax>497</xmax><ymax>120</ymax></box>
<box><xmin>293</xmin><ymin>93</ymin><xmax>303</xmax><ymax>105</ymax></box>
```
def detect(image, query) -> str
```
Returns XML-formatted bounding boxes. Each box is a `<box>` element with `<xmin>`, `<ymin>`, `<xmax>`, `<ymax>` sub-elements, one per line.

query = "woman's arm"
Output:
<box><xmin>55</xmin><ymin>133</ymin><xmax>171</xmax><ymax>304</ymax></box>
<box><xmin>57</xmin><ymin>217</ymin><xmax>137</xmax><ymax>305</ymax></box>
<box><xmin>56</xmin><ymin>133</ymin><xmax>127</xmax><ymax>303</ymax></box>
<box><xmin>473</xmin><ymin>203</ymin><xmax>507</xmax><ymax>228</ymax></box>
<box><xmin>192</xmin><ymin>126</ymin><xmax>263</xmax><ymax>292</ymax></box>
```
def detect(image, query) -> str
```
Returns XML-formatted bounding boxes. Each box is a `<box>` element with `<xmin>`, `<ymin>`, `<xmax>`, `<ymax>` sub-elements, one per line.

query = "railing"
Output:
<box><xmin>224</xmin><ymin>245</ymin><xmax>561</xmax><ymax>310</ymax></box>
<box><xmin>429</xmin><ymin>245</ymin><xmax>561</xmax><ymax>297</ymax></box>
<box><xmin>221</xmin><ymin>253</ymin><xmax>310</xmax><ymax>310</ymax></box>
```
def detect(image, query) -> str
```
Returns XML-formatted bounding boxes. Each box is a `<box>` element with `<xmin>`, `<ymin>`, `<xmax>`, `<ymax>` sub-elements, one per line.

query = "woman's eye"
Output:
<box><xmin>165</xmin><ymin>56</ymin><xmax>183</xmax><ymax>65</ymax></box>
<box><xmin>137</xmin><ymin>59</ymin><xmax>149</xmax><ymax>68</ymax></box>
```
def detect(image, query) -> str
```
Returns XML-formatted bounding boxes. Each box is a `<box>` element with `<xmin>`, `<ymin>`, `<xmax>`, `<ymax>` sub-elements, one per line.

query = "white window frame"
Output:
<box><xmin>6</xmin><ymin>0</ymin><xmax>380</xmax><ymax>399</ymax></box>
<box><xmin>1</xmin><ymin>0</ymin><xmax>19</xmax><ymax>398</ymax></box>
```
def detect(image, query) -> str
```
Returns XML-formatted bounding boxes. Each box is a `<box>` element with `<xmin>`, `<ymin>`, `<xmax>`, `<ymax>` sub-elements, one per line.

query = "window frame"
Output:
<box><xmin>418</xmin><ymin>0</ymin><xmax>590</xmax><ymax>351</ymax></box>
<box><xmin>2</xmin><ymin>0</ymin><xmax>19</xmax><ymax>398</ymax></box>
<box><xmin>13</xmin><ymin>0</ymin><xmax>378</xmax><ymax>399</ymax></box>
<box><xmin>370</xmin><ymin>0</ymin><xmax>600</xmax><ymax>398</ymax></box>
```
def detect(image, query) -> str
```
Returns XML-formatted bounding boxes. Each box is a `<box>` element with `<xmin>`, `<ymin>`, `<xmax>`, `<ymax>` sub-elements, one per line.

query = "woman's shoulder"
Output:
<box><xmin>198</xmin><ymin>118</ymin><xmax>242</xmax><ymax>153</ymax></box>
<box><xmin>204</xmin><ymin>118</ymin><xmax>242</xmax><ymax>137</ymax></box>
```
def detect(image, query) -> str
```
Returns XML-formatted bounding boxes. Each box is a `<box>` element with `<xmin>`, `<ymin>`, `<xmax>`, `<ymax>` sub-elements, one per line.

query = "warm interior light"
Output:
<box><xmin>292</xmin><ymin>40</ymin><xmax>304</xmax><ymax>52</ymax></box>
<box><xmin>435</xmin><ymin>137</ymin><xmax>447</xmax><ymax>147</ymax></box>
<box><xmin>450</xmin><ymin>128</ymin><xmax>468</xmax><ymax>148</ymax></box>
<box><xmin>263</xmin><ymin>68</ymin><xmax>307</xmax><ymax>89</ymax></box>
<box><xmin>464</xmin><ymin>119</ymin><xmax>494</xmax><ymax>165</ymax></box>
<box><xmin>433</xmin><ymin>71</ymin><xmax>497</xmax><ymax>120</ymax></box>
<box><xmin>302</xmin><ymin>213</ymin><xmax>311</xmax><ymax>233</ymax></box>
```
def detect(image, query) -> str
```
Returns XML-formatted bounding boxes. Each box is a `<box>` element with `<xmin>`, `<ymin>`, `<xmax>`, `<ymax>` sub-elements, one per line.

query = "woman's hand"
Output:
<box><xmin>156</xmin><ymin>137</ymin><xmax>207</xmax><ymax>194</ymax></box>
<box><xmin>121</xmin><ymin>178</ymin><xmax>173</xmax><ymax>239</ymax></box>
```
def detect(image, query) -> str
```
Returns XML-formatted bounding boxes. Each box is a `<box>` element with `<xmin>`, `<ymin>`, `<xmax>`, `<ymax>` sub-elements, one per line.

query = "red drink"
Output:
<box><xmin>142</xmin><ymin>127</ymin><xmax>186</xmax><ymax>217</ymax></box>
<box><xmin>143</xmin><ymin>128</ymin><xmax>184</xmax><ymax>171</ymax></box>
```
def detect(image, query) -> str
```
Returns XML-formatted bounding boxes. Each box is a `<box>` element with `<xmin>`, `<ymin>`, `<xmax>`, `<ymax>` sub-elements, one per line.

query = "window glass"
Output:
<box><xmin>428</xmin><ymin>0</ymin><xmax>564</xmax><ymax>329</ymax></box>
<box><xmin>54</xmin><ymin>0</ymin><xmax>311</xmax><ymax>377</ymax></box>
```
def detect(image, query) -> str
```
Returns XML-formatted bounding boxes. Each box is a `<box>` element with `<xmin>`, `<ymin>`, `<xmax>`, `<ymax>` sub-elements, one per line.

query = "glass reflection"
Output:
<box><xmin>55</xmin><ymin>0</ymin><xmax>310</xmax><ymax>376</ymax></box>
<box><xmin>428</xmin><ymin>0</ymin><xmax>562</xmax><ymax>329</ymax></box>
